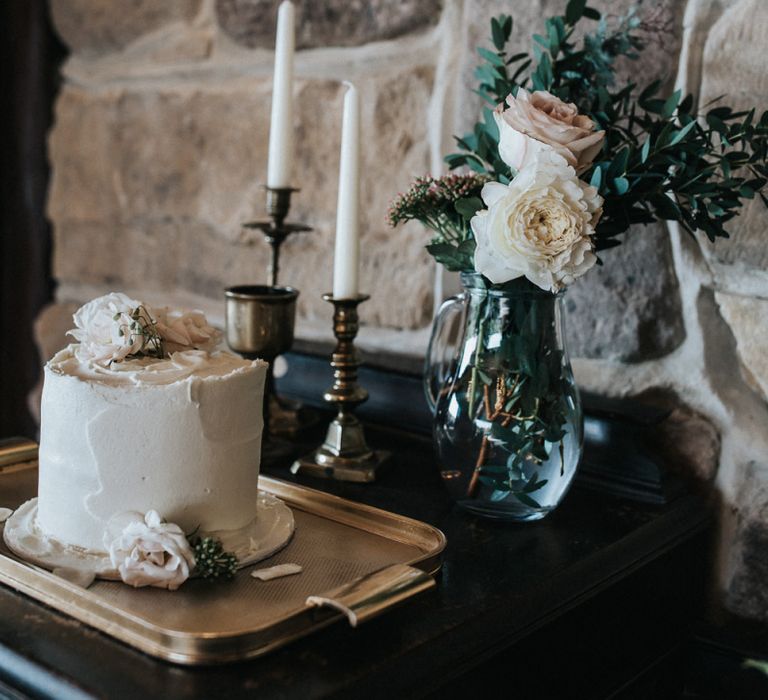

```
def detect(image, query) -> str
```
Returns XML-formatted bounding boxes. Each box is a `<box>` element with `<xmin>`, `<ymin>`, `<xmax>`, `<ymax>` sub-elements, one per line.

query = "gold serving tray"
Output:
<box><xmin>0</xmin><ymin>441</ymin><xmax>445</xmax><ymax>665</ymax></box>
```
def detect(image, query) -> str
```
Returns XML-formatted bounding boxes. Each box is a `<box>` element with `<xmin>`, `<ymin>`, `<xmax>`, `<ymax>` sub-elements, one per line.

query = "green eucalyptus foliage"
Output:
<box><xmin>445</xmin><ymin>1</ymin><xmax>768</xmax><ymax>252</ymax></box>
<box><xmin>465</xmin><ymin>289</ymin><xmax>571</xmax><ymax>506</ymax></box>
<box><xmin>191</xmin><ymin>536</ymin><xmax>239</xmax><ymax>581</ymax></box>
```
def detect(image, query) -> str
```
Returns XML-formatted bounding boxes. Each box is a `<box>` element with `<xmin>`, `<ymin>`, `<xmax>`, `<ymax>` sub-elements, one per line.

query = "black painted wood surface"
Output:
<box><xmin>278</xmin><ymin>351</ymin><xmax>686</xmax><ymax>504</ymax></box>
<box><xmin>0</xmin><ymin>424</ymin><xmax>710</xmax><ymax>699</ymax></box>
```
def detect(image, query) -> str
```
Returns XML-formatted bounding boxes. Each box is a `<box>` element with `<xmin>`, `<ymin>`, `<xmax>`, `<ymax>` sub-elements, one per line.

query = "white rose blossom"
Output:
<box><xmin>105</xmin><ymin>510</ymin><xmax>196</xmax><ymax>590</ymax></box>
<box><xmin>155</xmin><ymin>309</ymin><xmax>221</xmax><ymax>354</ymax></box>
<box><xmin>494</xmin><ymin>88</ymin><xmax>605</xmax><ymax>174</ymax></box>
<box><xmin>471</xmin><ymin>152</ymin><xmax>603</xmax><ymax>292</ymax></box>
<box><xmin>68</xmin><ymin>292</ymin><xmax>150</xmax><ymax>367</ymax></box>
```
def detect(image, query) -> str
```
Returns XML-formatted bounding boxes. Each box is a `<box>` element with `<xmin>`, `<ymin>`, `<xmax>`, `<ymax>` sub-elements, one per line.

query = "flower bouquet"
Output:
<box><xmin>389</xmin><ymin>3</ymin><xmax>768</xmax><ymax>520</ymax></box>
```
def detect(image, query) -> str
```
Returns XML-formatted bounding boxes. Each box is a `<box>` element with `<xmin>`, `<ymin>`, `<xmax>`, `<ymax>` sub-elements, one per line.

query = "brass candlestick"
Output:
<box><xmin>291</xmin><ymin>294</ymin><xmax>388</xmax><ymax>482</ymax></box>
<box><xmin>243</xmin><ymin>187</ymin><xmax>312</xmax><ymax>287</ymax></box>
<box><xmin>240</xmin><ymin>186</ymin><xmax>318</xmax><ymax>438</ymax></box>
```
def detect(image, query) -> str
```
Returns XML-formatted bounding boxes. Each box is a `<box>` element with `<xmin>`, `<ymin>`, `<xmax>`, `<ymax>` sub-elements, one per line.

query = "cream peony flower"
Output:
<box><xmin>155</xmin><ymin>309</ymin><xmax>220</xmax><ymax>354</ymax></box>
<box><xmin>68</xmin><ymin>292</ymin><xmax>149</xmax><ymax>366</ymax></box>
<box><xmin>471</xmin><ymin>152</ymin><xmax>603</xmax><ymax>292</ymax></box>
<box><xmin>495</xmin><ymin>88</ymin><xmax>605</xmax><ymax>174</ymax></box>
<box><xmin>105</xmin><ymin>510</ymin><xmax>196</xmax><ymax>590</ymax></box>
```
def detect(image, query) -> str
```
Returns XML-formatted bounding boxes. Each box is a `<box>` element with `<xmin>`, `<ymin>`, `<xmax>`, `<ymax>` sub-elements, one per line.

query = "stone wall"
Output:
<box><xmin>42</xmin><ymin>0</ymin><xmax>768</xmax><ymax>620</ymax></box>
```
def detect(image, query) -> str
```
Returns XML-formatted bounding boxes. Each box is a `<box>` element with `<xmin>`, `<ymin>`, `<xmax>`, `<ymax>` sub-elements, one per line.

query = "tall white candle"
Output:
<box><xmin>333</xmin><ymin>83</ymin><xmax>361</xmax><ymax>299</ymax></box>
<box><xmin>266</xmin><ymin>1</ymin><xmax>295</xmax><ymax>188</ymax></box>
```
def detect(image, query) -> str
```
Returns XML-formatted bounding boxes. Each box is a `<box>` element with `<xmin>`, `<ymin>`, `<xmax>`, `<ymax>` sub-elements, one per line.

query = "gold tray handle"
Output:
<box><xmin>0</xmin><ymin>438</ymin><xmax>38</xmax><ymax>469</ymax></box>
<box><xmin>306</xmin><ymin>563</ymin><xmax>435</xmax><ymax>627</ymax></box>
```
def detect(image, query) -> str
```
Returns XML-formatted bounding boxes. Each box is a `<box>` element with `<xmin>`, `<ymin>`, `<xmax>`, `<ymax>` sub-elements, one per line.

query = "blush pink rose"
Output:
<box><xmin>106</xmin><ymin>510</ymin><xmax>195</xmax><ymax>590</ymax></box>
<box><xmin>495</xmin><ymin>88</ymin><xmax>605</xmax><ymax>174</ymax></box>
<box><xmin>155</xmin><ymin>310</ymin><xmax>221</xmax><ymax>354</ymax></box>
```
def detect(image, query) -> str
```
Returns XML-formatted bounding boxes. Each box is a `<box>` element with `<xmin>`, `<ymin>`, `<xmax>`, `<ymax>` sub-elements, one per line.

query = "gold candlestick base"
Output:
<box><xmin>291</xmin><ymin>294</ymin><xmax>389</xmax><ymax>482</ymax></box>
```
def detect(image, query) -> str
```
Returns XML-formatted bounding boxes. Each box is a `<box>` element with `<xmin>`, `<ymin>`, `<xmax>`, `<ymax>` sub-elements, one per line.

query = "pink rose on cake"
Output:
<box><xmin>494</xmin><ymin>88</ymin><xmax>605</xmax><ymax>174</ymax></box>
<box><xmin>68</xmin><ymin>292</ymin><xmax>151</xmax><ymax>366</ymax></box>
<box><xmin>105</xmin><ymin>510</ymin><xmax>196</xmax><ymax>590</ymax></box>
<box><xmin>155</xmin><ymin>310</ymin><xmax>221</xmax><ymax>354</ymax></box>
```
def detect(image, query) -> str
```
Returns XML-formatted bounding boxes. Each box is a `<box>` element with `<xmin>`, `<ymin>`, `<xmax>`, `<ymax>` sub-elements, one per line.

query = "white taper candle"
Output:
<box><xmin>266</xmin><ymin>1</ymin><xmax>295</xmax><ymax>188</ymax></box>
<box><xmin>333</xmin><ymin>82</ymin><xmax>361</xmax><ymax>299</ymax></box>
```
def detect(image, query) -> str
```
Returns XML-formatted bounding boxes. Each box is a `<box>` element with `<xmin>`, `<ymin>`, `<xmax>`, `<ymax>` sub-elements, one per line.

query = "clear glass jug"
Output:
<box><xmin>425</xmin><ymin>273</ymin><xmax>583</xmax><ymax>520</ymax></box>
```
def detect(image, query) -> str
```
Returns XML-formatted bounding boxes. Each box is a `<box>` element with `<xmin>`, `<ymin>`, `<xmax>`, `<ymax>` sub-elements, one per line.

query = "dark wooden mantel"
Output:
<box><xmin>0</xmin><ymin>418</ymin><xmax>711</xmax><ymax>699</ymax></box>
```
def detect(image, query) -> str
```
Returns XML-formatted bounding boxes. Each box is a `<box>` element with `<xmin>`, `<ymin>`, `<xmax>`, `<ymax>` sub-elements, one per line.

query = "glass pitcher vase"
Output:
<box><xmin>425</xmin><ymin>273</ymin><xmax>583</xmax><ymax>521</ymax></box>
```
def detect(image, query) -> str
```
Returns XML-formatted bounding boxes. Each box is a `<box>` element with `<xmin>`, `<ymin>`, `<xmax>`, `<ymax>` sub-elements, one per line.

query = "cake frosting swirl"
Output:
<box><xmin>48</xmin><ymin>345</ymin><xmax>257</xmax><ymax>386</ymax></box>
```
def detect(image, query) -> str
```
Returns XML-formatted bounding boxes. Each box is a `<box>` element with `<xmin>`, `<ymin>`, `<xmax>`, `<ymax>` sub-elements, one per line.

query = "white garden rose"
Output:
<box><xmin>105</xmin><ymin>510</ymin><xmax>196</xmax><ymax>590</ymax></box>
<box><xmin>155</xmin><ymin>309</ymin><xmax>220</xmax><ymax>354</ymax></box>
<box><xmin>495</xmin><ymin>88</ymin><xmax>605</xmax><ymax>174</ymax></box>
<box><xmin>68</xmin><ymin>292</ymin><xmax>149</xmax><ymax>366</ymax></box>
<box><xmin>471</xmin><ymin>152</ymin><xmax>603</xmax><ymax>292</ymax></box>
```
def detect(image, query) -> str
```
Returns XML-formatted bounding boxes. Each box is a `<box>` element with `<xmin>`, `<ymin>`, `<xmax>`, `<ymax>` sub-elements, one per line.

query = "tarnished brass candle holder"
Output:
<box><xmin>291</xmin><ymin>294</ymin><xmax>388</xmax><ymax>482</ymax></box>
<box><xmin>224</xmin><ymin>285</ymin><xmax>298</xmax><ymax>434</ymax></box>
<box><xmin>243</xmin><ymin>187</ymin><xmax>312</xmax><ymax>287</ymax></box>
<box><xmin>239</xmin><ymin>186</ymin><xmax>317</xmax><ymax>436</ymax></box>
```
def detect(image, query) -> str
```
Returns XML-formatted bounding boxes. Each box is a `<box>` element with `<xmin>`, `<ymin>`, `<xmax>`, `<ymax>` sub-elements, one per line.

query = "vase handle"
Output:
<box><xmin>424</xmin><ymin>293</ymin><xmax>466</xmax><ymax>414</ymax></box>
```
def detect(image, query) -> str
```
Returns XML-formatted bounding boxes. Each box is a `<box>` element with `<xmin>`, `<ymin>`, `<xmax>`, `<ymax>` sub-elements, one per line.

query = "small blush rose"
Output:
<box><xmin>471</xmin><ymin>151</ymin><xmax>603</xmax><ymax>292</ymax></box>
<box><xmin>105</xmin><ymin>510</ymin><xmax>196</xmax><ymax>590</ymax></box>
<box><xmin>495</xmin><ymin>88</ymin><xmax>605</xmax><ymax>174</ymax></box>
<box><xmin>155</xmin><ymin>310</ymin><xmax>221</xmax><ymax>354</ymax></box>
<box><xmin>68</xmin><ymin>292</ymin><xmax>149</xmax><ymax>366</ymax></box>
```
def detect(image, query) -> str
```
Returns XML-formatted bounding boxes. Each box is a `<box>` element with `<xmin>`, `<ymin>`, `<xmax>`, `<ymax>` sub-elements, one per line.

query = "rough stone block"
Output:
<box><xmin>48</xmin><ymin>67</ymin><xmax>434</xmax><ymax>330</ymax></box>
<box><xmin>698</xmin><ymin>0</ymin><xmax>768</xmax><ymax>271</ymax></box>
<box><xmin>51</xmin><ymin>219</ymin><xmax>272</xmax><ymax>303</ymax></box>
<box><xmin>49</xmin><ymin>84</ymin><xmax>267</xmax><ymax>232</ymax></box>
<box><xmin>50</xmin><ymin>0</ymin><xmax>202</xmax><ymax>56</ymax></box>
<box><xmin>633</xmin><ymin>388</ymin><xmax>721</xmax><ymax>482</ymax></box>
<box><xmin>129</xmin><ymin>27</ymin><xmax>215</xmax><ymax>65</ymax></box>
<box><xmin>215</xmin><ymin>0</ymin><xmax>442</xmax><ymax>50</ymax></box>
<box><xmin>47</xmin><ymin>86</ymin><xmax>120</xmax><ymax>224</ymax></box>
<box><xmin>715</xmin><ymin>292</ymin><xmax>768</xmax><ymax>401</ymax></box>
<box><xmin>725</xmin><ymin>461</ymin><xmax>768</xmax><ymax>622</ymax></box>
<box><xmin>564</xmin><ymin>223</ymin><xmax>685</xmax><ymax>361</ymax></box>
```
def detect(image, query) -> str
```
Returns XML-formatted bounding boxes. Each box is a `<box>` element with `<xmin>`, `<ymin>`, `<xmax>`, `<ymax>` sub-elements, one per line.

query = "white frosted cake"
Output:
<box><xmin>4</xmin><ymin>293</ymin><xmax>294</xmax><ymax>590</ymax></box>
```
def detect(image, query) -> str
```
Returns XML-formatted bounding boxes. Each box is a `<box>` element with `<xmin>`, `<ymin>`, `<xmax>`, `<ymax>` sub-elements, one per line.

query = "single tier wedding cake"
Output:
<box><xmin>3</xmin><ymin>293</ymin><xmax>294</xmax><ymax>590</ymax></box>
